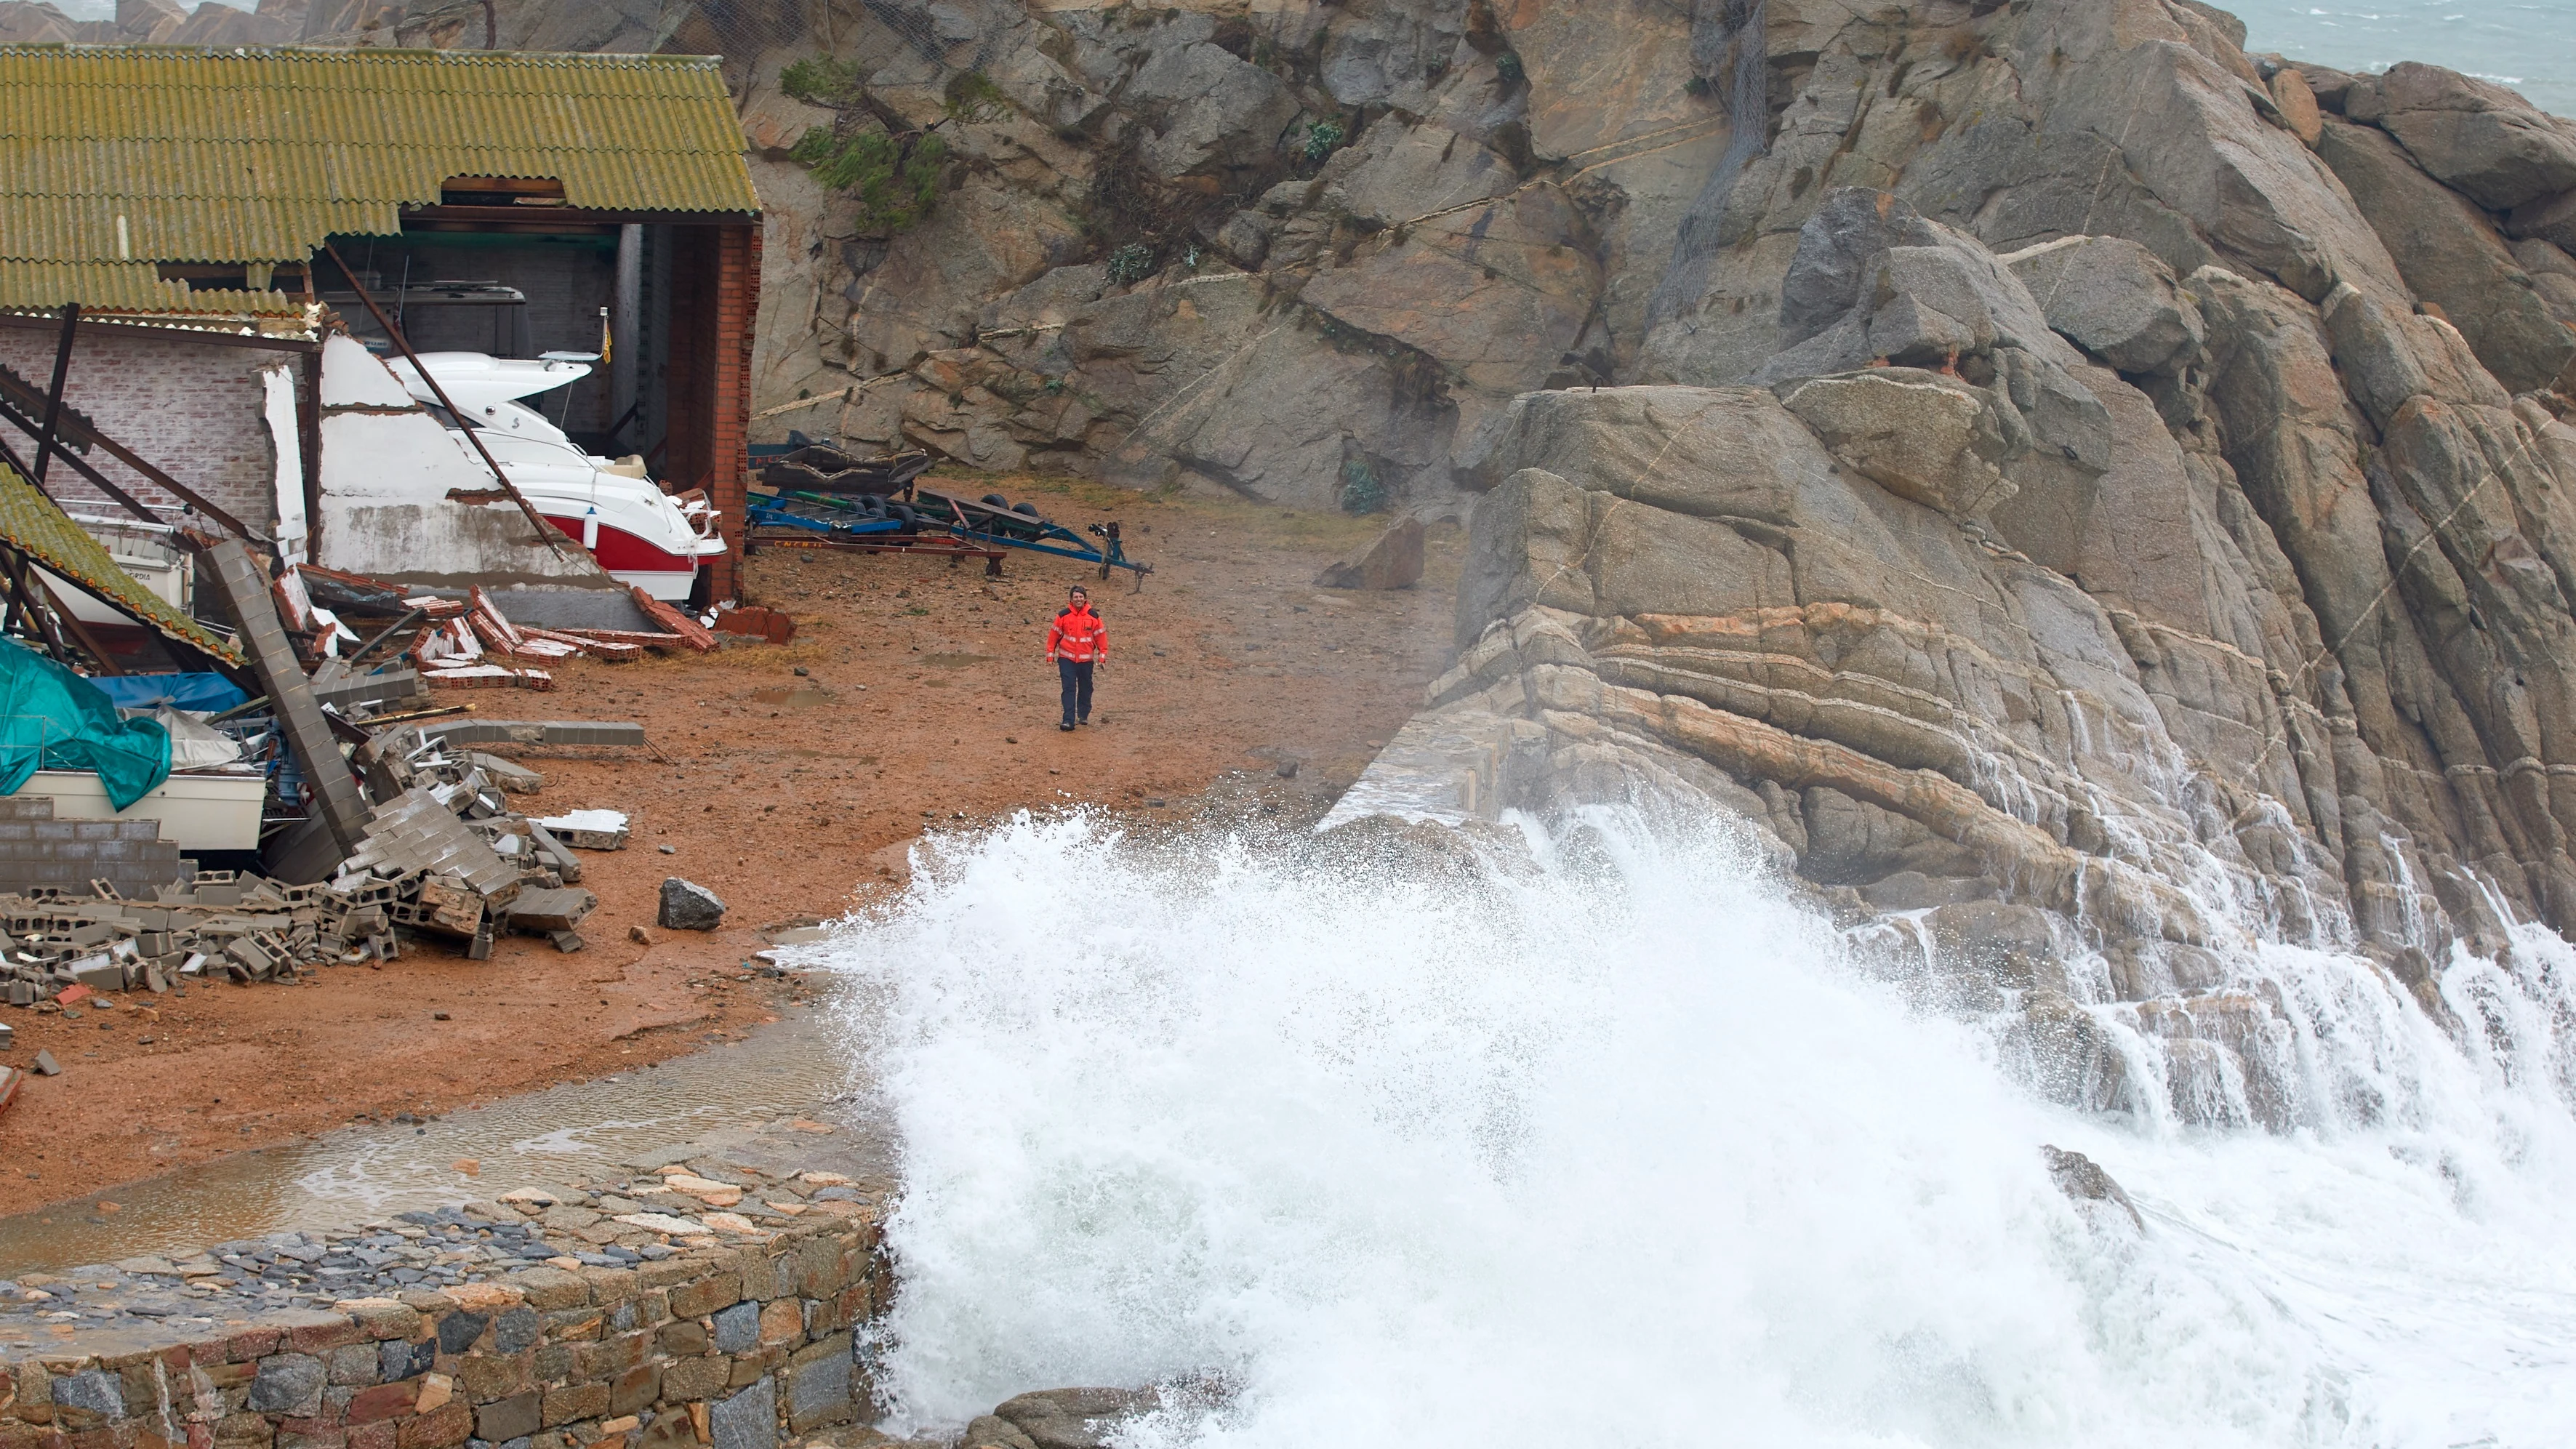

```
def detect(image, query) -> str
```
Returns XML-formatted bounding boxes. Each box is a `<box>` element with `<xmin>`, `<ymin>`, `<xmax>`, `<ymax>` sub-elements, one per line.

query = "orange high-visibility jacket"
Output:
<box><xmin>1046</xmin><ymin>602</ymin><xmax>1107</xmax><ymax>662</ymax></box>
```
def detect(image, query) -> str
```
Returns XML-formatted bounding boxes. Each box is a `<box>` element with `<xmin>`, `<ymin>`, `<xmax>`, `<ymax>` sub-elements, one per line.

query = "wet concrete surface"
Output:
<box><xmin>0</xmin><ymin>990</ymin><xmax>882</xmax><ymax>1280</ymax></box>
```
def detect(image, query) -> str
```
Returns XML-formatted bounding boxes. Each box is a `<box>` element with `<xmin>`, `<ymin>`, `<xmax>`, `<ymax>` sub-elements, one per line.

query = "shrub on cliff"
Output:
<box><xmin>789</xmin><ymin>129</ymin><xmax>950</xmax><ymax>235</ymax></box>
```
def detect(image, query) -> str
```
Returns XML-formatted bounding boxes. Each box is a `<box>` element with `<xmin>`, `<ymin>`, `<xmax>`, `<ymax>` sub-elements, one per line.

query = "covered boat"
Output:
<box><xmin>387</xmin><ymin>353</ymin><xmax>726</xmax><ymax>601</ymax></box>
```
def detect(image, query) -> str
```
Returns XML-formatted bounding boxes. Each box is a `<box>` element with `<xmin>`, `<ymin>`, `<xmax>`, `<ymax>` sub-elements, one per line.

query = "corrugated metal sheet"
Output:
<box><xmin>0</xmin><ymin>45</ymin><xmax>757</xmax><ymax>315</ymax></box>
<box><xmin>0</xmin><ymin>260</ymin><xmax>309</xmax><ymax>317</ymax></box>
<box><xmin>0</xmin><ymin>461</ymin><xmax>244</xmax><ymax>665</ymax></box>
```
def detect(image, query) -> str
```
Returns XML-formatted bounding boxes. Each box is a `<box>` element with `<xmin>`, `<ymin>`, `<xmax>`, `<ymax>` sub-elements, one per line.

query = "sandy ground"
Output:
<box><xmin>0</xmin><ymin>475</ymin><xmax>1461</xmax><ymax>1219</ymax></box>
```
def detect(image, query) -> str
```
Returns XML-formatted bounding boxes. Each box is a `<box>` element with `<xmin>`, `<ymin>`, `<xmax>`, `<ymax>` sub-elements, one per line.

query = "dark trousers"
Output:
<box><xmin>1058</xmin><ymin>658</ymin><xmax>1094</xmax><ymax>724</ymax></box>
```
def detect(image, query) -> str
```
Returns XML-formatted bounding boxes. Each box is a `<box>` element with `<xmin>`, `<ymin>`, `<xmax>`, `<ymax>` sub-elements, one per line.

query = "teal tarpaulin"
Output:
<box><xmin>0</xmin><ymin>637</ymin><xmax>172</xmax><ymax>810</ymax></box>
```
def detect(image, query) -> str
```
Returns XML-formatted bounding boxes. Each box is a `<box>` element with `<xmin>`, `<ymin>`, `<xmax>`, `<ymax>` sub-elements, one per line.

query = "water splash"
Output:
<box><xmin>806</xmin><ymin>808</ymin><xmax>2576</xmax><ymax>1447</ymax></box>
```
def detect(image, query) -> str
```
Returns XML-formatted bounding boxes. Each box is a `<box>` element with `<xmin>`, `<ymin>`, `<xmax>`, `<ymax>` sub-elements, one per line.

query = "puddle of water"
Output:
<box><xmin>752</xmin><ymin>687</ymin><xmax>834</xmax><ymax>707</ymax></box>
<box><xmin>0</xmin><ymin>994</ymin><xmax>880</xmax><ymax>1277</ymax></box>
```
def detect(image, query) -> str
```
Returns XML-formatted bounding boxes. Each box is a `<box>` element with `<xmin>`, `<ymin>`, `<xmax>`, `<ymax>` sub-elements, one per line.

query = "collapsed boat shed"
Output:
<box><xmin>0</xmin><ymin>44</ymin><xmax>762</xmax><ymax>602</ymax></box>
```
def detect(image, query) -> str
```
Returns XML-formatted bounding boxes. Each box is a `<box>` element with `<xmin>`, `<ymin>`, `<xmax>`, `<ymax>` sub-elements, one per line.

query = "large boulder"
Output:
<box><xmin>2345</xmin><ymin>60</ymin><xmax>2576</xmax><ymax>211</ymax></box>
<box><xmin>2003</xmin><ymin>235</ymin><xmax>2205</xmax><ymax>374</ymax></box>
<box><xmin>1778</xmin><ymin>369</ymin><xmax>2018</xmax><ymax>519</ymax></box>
<box><xmin>2316</xmin><ymin>118</ymin><xmax>2576</xmax><ymax>395</ymax></box>
<box><xmin>1317</xmin><ymin>515</ymin><xmax>1427</xmax><ymax>590</ymax></box>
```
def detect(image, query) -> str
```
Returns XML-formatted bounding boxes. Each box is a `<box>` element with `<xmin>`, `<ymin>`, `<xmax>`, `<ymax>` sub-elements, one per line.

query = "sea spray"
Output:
<box><xmin>807</xmin><ymin>807</ymin><xmax>2576</xmax><ymax>1447</ymax></box>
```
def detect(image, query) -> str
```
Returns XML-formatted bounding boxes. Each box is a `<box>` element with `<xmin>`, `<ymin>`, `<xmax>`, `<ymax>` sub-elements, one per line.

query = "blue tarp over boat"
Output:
<box><xmin>0</xmin><ymin>637</ymin><xmax>173</xmax><ymax>810</ymax></box>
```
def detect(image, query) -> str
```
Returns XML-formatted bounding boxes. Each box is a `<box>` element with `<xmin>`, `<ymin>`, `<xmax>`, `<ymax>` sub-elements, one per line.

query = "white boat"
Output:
<box><xmin>385</xmin><ymin>353</ymin><xmax>726</xmax><ymax>601</ymax></box>
<box><xmin>24</xmin><ymin>767</ymin><xmax>269</xmax><ymax>850</ymax></box>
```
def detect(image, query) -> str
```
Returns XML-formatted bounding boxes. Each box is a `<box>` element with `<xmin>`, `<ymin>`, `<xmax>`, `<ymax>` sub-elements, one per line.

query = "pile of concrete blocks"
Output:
<box><xmin>339</xmin><ymin>726</ymin><xmax>602</xmax><ymax>956</ymax></box>
<box><xmin>0</xmin><ymin>868</ymin><xmax>408</xmax><ymax>1001</ymax></box>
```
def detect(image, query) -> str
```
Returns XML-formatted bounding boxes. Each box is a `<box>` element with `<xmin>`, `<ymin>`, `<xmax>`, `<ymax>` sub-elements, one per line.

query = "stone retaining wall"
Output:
<box><xmin>0</xmin><ymin>1215</ymin><xmax>888</xmax><ymax>1449</ymax></box>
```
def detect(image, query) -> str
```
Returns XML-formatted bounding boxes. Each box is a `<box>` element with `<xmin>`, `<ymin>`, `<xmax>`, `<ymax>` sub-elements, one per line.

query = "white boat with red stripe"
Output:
<box><xmin>386</xmin><ymin>352</ymin><xmax>725</xmax><ymax>601</ymax></box>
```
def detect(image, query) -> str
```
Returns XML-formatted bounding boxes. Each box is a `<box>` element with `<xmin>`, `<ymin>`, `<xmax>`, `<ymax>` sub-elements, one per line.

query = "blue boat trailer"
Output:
<box><xmin>747</xmin><ymin>483</ymin><xmax>1153</xmax><ymax>587</ymax></box>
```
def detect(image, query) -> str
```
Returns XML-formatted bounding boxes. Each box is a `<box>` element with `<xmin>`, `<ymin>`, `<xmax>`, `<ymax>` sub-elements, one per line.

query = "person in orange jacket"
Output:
<box><xmin>1046</xmin><ymin>584</ymin><xmax>1107</xmax><ymax>730</ymax></box>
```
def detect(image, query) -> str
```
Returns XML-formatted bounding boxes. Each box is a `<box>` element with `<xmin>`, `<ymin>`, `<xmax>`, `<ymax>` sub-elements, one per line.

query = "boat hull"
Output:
<box><xmin>541</xmin><ymin>514</ymin><xmax>708</xmax><ymax>601</ymax></box>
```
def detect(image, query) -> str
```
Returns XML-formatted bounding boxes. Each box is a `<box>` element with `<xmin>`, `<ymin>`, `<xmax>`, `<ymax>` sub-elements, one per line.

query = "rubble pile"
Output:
<box><xmin>0</xmin><ymin>723</ymin><xmax>618</xmax><ymax>1006</ymax></box>
<box><xmin>410</xmin><ymin>588</ymin><xmax>706</xmax><ymax>691</ymax></box>
<box><xmin>337</xmin><ymin>724</ymin><xmax>610</xmax><ymax>957</ymax></box>
<box><xmin>0</xmin><ymin>870</ymin><xmax>401</xmax><ymax>1000</ymax></box>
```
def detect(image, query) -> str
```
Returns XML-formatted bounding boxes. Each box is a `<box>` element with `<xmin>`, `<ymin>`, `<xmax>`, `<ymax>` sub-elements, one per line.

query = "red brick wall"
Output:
<box><xmin>0</xmin><ymin>323</ymin><xmax>301</xmax><ymax>534</ymax></box>
<box><xmin>711</xmin><ymin>222</ymin><xmax>758</xmax><ymax>602</ymax></box>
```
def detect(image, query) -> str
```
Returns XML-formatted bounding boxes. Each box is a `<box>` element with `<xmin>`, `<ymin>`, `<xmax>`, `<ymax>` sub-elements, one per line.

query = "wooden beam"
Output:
<box><xmin>29</xmin><ymin>303</ymin><xmax>79</xmax><ymax>486</ymax></box>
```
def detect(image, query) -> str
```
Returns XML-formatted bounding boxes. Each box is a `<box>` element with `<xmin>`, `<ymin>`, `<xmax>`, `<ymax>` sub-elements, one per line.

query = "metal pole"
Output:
<box><xmin>29</xmin><ymin>302</ymin><xmax>78</xmax><ymax>485</ymax></box>
<box><xmin>613</xmin><ymin>223</ymin><xmax>641</xmax><ymax>448</ymax></box>
<box><xmin>321</xmin><ymin>239</ymin><xmax>569</xmax><ymax>557</ymax></box>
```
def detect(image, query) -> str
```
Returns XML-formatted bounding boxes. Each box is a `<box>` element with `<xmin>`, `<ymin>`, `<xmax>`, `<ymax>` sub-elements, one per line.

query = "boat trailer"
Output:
<box><xmin>743</xmin><ymin>476</ymin><xmax>1152</xmax><ymax>586</ymax></box>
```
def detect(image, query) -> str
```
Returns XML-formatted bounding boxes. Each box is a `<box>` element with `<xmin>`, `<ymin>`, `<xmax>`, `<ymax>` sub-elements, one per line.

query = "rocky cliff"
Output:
<box><xmin>1321</xmin><ymin>0</ymin><xmax>2576</xmax><ymax>1129</ymax></box>
<box><xmin>32</xmin><ymin>0</ymin><xmax>2576</xmax><ymax>1125</ymax></box>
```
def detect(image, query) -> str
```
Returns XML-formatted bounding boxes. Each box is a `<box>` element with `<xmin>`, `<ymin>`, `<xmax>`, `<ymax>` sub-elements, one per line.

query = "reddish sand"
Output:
<box><xmin>0</xmin><ymin>477</ymin><xmax>1459</xmax><ymax>1216</ymax></box>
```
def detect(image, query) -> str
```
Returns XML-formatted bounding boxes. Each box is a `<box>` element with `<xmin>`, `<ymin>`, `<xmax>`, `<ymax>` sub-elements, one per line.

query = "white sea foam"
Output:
<box><xmin>809</xmin><ymin>808</ymin><xmax>2576</xmax><ymax>1448</ymax></box>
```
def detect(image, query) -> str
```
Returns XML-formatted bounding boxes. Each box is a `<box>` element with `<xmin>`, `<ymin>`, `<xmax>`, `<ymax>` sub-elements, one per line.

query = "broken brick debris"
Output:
<box><xmin>629</xmin><ymin>586</ymin><xmax>719</xmax><ymax>651</ymax></box>
<box><xmin>711</xmin><ymin>606</ymin><xmax>795</xmax><ymax>645</ymax></box>
<box><xmin>555</xmin><ymin>627</ymin><xmax>688</xmax><ymax>649</ymax></box>
<box><xmin>414</xmin><ymin>590</ymin><xmax>694</xmax><ymax>684</ymax></box>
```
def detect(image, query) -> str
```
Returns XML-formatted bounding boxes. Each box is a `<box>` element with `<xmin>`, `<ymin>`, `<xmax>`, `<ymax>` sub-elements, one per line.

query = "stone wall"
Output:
<box><xmin>0</xmin><ymin>324</ymin><xmax>299</xmax><ymax>536</ymax></box>
<box><xmin>0</xmin><ymin>1213</ymin><xmax>888</xmax><ymax>1449</ymax></box>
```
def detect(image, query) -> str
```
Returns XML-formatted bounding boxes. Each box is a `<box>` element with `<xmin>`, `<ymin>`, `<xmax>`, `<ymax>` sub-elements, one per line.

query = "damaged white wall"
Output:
<box><xmin>313</xmin><ymin>334</ymin><xmax>617</xmax><ymax>590</ymax></box>
<box><xmin>262</xmin><ymin>361</ymin><xmax>308</xmax><ymax>568</ymax></box>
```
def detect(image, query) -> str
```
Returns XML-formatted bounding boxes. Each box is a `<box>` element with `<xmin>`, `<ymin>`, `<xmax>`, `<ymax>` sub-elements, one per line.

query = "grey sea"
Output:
<box><xmin>2231</xmin><ymin>0</ymin><xmax>2576</xmax><ymax>116</ymax></box>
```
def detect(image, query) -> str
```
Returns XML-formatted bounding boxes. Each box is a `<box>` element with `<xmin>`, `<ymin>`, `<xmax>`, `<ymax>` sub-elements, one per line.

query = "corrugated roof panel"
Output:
<box><xmin>0</xmin><ymin>44</ymin><xmax>755</xmax><ymax>312</ymax></box>
<box><xmin>0</xmin><ymin>260</ymin><xmax>305</xmax><ymax>316</ymax></box>
<box><xmin>0</xmin><ymin>459</ymin><xmax>246</xmax><ymax>666</ymax></box>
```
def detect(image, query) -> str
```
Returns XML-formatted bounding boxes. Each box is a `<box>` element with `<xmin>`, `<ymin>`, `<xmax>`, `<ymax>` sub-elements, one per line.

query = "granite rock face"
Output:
<box><xmin>1331</xmin><ymin>0</ymin><xmax>2576</xmax><ymax>1128</ymax></box>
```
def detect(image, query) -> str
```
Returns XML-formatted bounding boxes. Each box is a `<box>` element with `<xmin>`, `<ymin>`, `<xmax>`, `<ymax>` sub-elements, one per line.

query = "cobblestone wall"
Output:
<box><xmin>0</xmin><ymin>1213</ymin><xmax>887</xmax><ymax>1449</ymax></box>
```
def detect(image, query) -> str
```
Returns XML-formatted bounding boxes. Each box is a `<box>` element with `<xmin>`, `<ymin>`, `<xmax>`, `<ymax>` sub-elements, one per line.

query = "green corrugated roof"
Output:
<box><xmin>0</xmin><ymin>45</ymin><xmax>757</xmax><ymax>317</ymax></box>
<box><xmin>0</xmin><ymin>459</ymin><xmax>244</xmax><ymax>665</ymax></box>
<box><xmin>0</xmin><ymin>260</ymin><xmax>310</xmax><ymax>318</ymax></box>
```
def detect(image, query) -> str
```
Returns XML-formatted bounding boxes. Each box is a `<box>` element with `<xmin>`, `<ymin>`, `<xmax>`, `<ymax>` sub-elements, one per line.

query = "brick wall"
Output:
<box><xmin>0</xmin><ymin>1216</ymin><xmax>888</xmax><ymax>1449</ymax></box>
<box><xmin>0</xmin><ymin>324</ymin><xmax>303</xmax><ymax>536</ymax></box>
<box><xmin>708</xmin><ymin>225</ymin><xmax>758</xmax><ymax>606</ymax></box>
